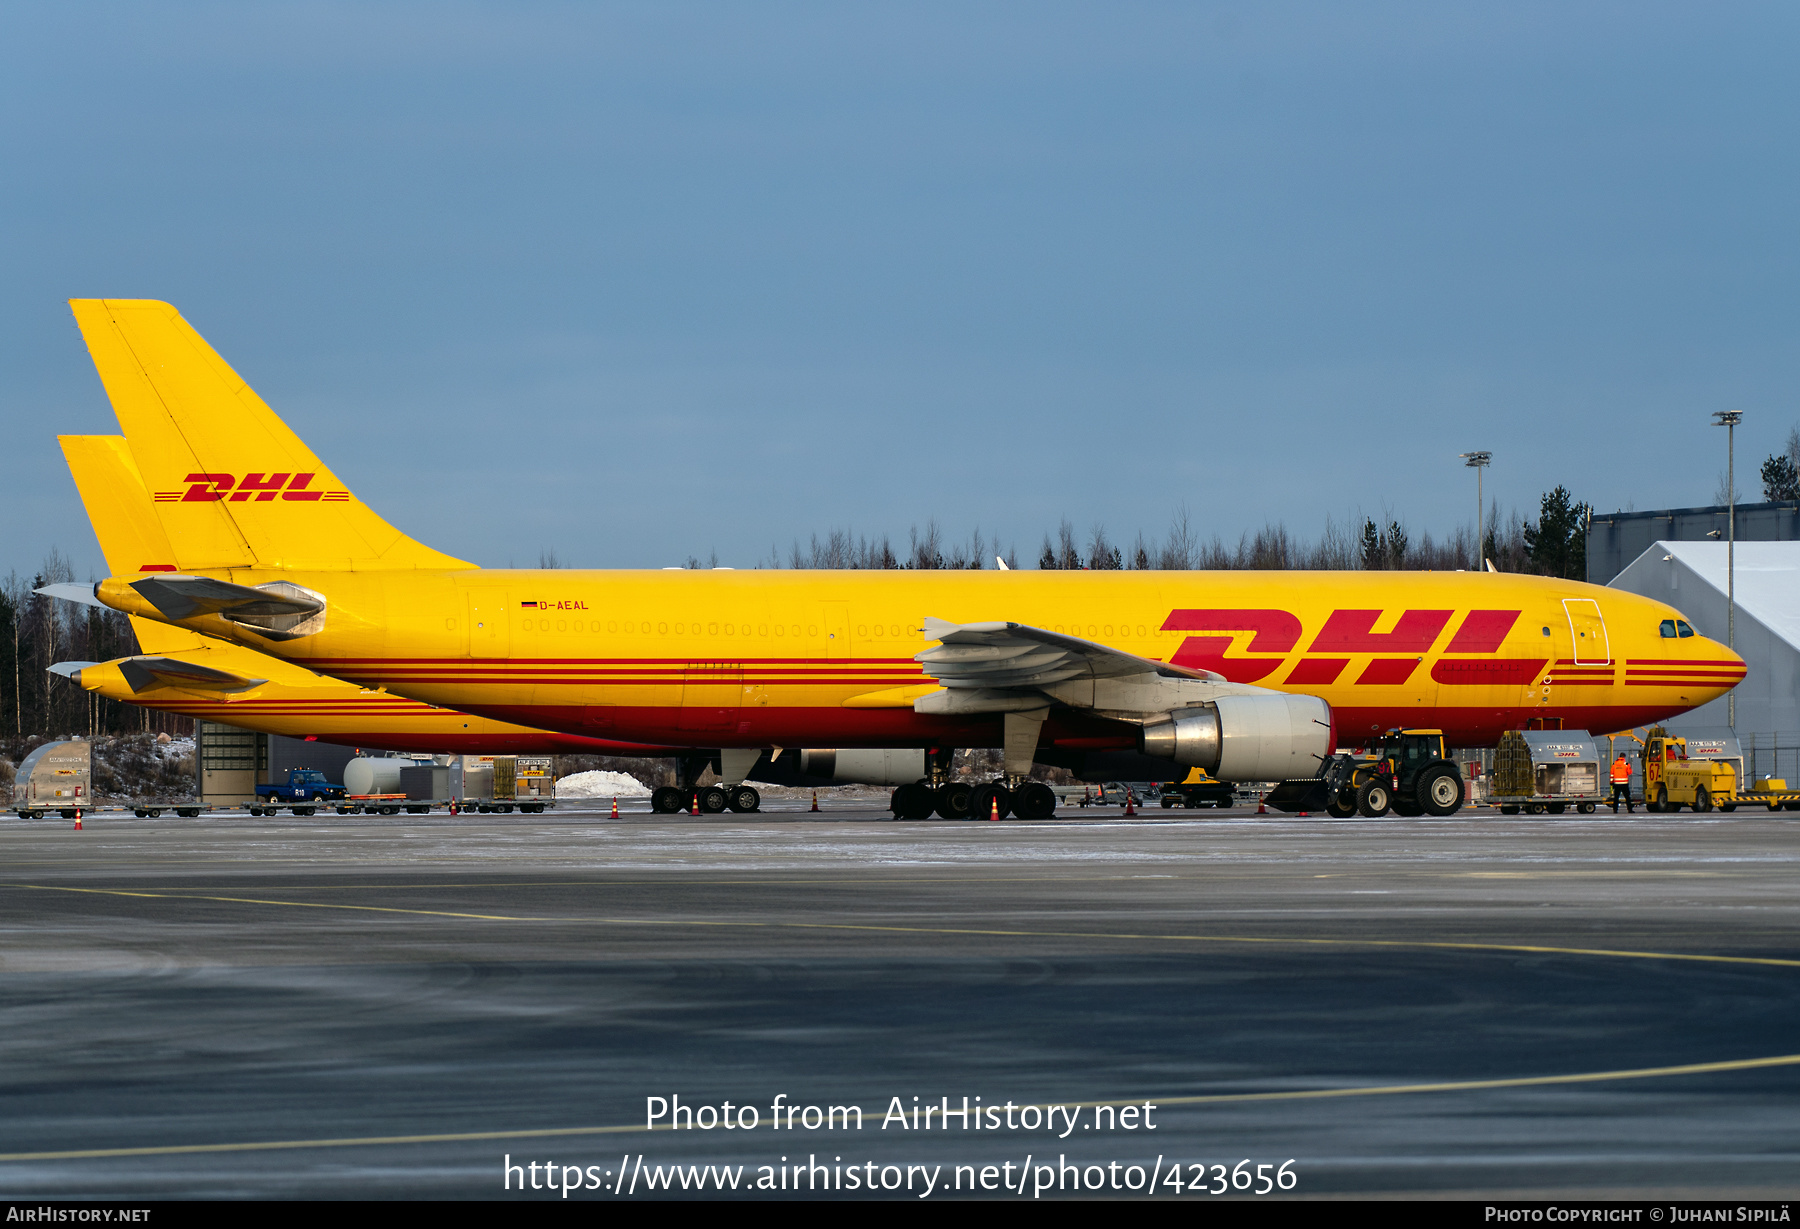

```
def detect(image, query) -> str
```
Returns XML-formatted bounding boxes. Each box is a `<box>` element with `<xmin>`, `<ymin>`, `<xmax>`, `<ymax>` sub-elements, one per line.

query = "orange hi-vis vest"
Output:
<box><xmin>1611</xmin><ymin>757</ymin><xmax>1633</xmax><ymax>784</ymax></box>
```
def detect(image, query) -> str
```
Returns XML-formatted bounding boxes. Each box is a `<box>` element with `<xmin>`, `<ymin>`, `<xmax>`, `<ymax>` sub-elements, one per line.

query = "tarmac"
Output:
<box><xmin>1</xmin><ymin>797</ymin><xmax>1798</xmax><ymax>1200</ymax></box>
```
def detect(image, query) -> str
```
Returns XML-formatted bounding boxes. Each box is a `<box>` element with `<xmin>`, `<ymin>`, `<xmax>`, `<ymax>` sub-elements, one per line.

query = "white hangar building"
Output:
<box><xmin>1608</xmin><ymin>540</ymin><xmax>1800</xmax><ymax>778</ymax></box>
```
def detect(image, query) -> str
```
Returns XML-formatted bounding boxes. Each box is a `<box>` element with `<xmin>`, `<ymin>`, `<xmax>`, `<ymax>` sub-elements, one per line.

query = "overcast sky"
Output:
<box><xmin>3</xmin><ymin>1</ymin><xmax>1796</xmax><ymax>580</ymax></box>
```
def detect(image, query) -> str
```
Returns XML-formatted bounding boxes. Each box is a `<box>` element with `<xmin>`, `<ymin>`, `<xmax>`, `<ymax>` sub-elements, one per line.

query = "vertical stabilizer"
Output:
<box><xmin>68</xmin><ymin>299</ymin><xmax>472</xmax><ymax>571</ymax></box>
<box><xmin>58</xmin><ymin>433</ymin><xmax>226</xmax><ymax>654</ymax></box>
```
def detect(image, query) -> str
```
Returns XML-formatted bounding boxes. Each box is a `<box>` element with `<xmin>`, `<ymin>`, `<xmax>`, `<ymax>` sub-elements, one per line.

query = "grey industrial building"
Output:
<box><xmin>195</xmin><ymin>724</ymin><xmax>367</xmax><ymax>805</ymax></box>
<box><xmin>1588</xmin><ymin>500</ymin><xmax>1800</xmax><ymax>585</ymax></box>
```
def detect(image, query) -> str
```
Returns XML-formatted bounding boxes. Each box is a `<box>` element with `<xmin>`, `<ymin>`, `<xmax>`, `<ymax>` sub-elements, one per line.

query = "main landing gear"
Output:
<box><xmin>649</xmin><ymin>751</ymin><xmax>763</xmax><ymax>814</ymax></box>
<box><xmin>889</xmin><ymin>747</ymin><xmax>1060</xmax><ymax>821</ymax></box>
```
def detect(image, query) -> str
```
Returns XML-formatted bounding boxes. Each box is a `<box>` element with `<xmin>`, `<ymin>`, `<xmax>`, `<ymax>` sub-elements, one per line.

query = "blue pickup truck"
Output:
<box><xmin>254</xmin><ymin>769</ymin><xmax>346</xmax><ymax>809</ymax></box>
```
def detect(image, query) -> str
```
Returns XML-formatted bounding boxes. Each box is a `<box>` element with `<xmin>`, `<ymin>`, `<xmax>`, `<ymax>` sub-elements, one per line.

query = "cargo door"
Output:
<box><xmin>679</xmin><ymin>660</ymin><xmax>743</xmax><ymax>732</ymax></box>
<box><xmin>1563</xmin><ymin>599</ymin><xmax>1611</xmax><ymax>665</ymax></box>
<box><xmin>466</xmin><ymin>590</ymin><xmax>511</xmax><ymax>658</ymax></box>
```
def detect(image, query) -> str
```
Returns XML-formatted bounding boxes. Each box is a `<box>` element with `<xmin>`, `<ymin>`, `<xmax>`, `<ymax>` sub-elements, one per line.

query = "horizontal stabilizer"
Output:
<box><xmin>128</xmin><ymin>574</ymin><xmax>321</xmax><ymax>621</ymax></box>
<box><xmin>47</xmin><ymin>661</ymin><xmax>98</xmax><ymax>679</ymax></box>
<box><xmin>116</xmin><ymin>655</ymin><xmax>267</xmax><ymax>693</ymax></box>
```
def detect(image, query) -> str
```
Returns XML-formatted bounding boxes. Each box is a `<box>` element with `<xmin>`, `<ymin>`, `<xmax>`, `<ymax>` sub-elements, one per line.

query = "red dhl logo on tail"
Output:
<box><xmin>1164</xmin><ymin>608</ymin><xmax>1548</xmax><ymax>687</ymax></box>
<box><xmin>154</xmin><ymin>473</ymin><xmax>351</xmax><ymax>503</ymax></box>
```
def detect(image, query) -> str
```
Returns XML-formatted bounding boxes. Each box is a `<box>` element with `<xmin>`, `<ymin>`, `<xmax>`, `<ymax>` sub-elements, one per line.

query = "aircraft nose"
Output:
<box><xmin>1698</xmin><ymin>636</ymin><xmax>1747</xmax><ymax>695</ymax></box>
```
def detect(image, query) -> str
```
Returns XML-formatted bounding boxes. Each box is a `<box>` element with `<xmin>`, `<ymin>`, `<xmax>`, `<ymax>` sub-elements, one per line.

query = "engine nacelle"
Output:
<box><xmin>1140</xmin><ymin>694</ymin><xmax>1333</xmax><ymax>782</ymax></box>
<box><xmin>796</xmin><ymin>749</ymin><xmax>927</xmax><ymax>786</ymax></box>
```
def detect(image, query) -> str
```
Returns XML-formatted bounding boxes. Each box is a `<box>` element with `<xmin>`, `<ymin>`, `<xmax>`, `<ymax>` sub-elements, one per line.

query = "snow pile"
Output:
<box><xmin>556</xmin><ymin>769</ymin><xmax>652</xmax><ymax>798</ymax></box>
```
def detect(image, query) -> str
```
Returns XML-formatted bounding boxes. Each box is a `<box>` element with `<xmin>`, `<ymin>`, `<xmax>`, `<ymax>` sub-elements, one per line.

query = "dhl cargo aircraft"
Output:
<box><xmin>50</xmin><ymin>299</ymin><xmax>1745</xmax><ymax>817</ymax></box>
<box><xmin>52</xmin><ymin>434</ymin><xmax>679</xmax><ymax>757</ymax></box>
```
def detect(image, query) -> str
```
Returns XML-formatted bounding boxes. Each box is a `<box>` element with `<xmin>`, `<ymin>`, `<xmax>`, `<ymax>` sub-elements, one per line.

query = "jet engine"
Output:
<box><xmin>1139</xmin><ymin>694</ymin><xmax>1333</xmax><ymax>782</ymax></box>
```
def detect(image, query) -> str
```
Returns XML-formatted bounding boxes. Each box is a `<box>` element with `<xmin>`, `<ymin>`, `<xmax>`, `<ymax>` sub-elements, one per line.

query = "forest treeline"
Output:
<box><xmin>5</xmin><ymin>489</ymin><xmax>1589</xmax><ymax>738</ymax></box>
<box><xmin>754</xmin><ymin>486</ymin><xmax>1592</xmax><ymax>580</ymax></box>
<box><xmin>0</xmin><ymin>549</ymin><xmax>166</xmax><ymax>740</ymax></box>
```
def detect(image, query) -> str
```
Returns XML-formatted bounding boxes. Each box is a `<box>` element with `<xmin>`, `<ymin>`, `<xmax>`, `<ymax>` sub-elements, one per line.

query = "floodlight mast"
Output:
<box><xmin>1712</xmin><ymin>411</ymin><xmax>1742</xmax><ymax>729</ymax></box>
<box><xmin>1460</xmin><ymin>451</ymin><xmax>1492</xmax><ymax>570</ymax></box>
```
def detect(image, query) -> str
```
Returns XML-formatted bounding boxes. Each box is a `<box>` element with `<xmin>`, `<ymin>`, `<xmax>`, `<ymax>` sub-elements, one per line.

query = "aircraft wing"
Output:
<box><xmin>918</xmin><ymin>617</ymin><xmax>1222</xmax><ymax>688</ymax></box>
<box><xmin>914</xmin><ymin>617</ymin><xmax>1277</xmax><ymax>717</ymax></box>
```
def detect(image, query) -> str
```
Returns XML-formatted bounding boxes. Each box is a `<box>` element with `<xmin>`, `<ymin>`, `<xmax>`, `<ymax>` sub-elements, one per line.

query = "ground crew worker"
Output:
<box><xmin>1610</xmin><ymin>753</ymin><xmax>1634</xmax><ymax>813</ymax></box>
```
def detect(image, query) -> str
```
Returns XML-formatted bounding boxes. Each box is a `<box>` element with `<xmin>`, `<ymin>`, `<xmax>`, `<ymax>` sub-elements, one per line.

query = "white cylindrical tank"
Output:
<box><xmin>797</xmin><ymin>748</ymin><xmax>927</xmax><ymax>786</ymax></box>
<box><xmin>344</xmin><ymin>757</ymin><xmax>407</xmax><ymax>797</ymax></box>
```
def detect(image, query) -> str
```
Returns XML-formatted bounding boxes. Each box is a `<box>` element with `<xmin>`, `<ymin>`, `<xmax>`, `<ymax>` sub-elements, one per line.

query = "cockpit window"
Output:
<box><xmin>1660</xmin><ymin>619</ymin><xmax>1677</xmax><ymax>638</ymax></box>
<box><xmin>1676</xmin><ymin>620</ymin><xmax>1695</xmax><ymax>638</ymax></box>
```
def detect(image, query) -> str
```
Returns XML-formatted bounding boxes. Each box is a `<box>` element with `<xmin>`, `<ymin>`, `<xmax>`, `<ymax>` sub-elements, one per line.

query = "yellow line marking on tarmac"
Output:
<box><xmin>1451</xmin><ymin>871</ymin><xmax>1723</xmax><ymax>879</ymax></box>
<box><xmin>11</xmin><ymin>866</ymin><xmax>1750</xmax><ymax>893</ymax></box>
<box><xmin>5</xmin><ymin>884</ymin><xmax>532</xmax><ymax>922</ymax></box>
<box><xmin>9</xmin><ymin>883</ymin><xmax>1800</xmax><ymax>968</ymax></box>
<box><xmin>4</xmin><ymin>1051</ymin><xmax>1798</xmax><ymax>1164</ymax></box>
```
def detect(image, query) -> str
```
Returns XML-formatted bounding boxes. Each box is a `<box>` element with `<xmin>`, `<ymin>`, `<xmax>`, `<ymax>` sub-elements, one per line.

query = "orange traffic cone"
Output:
<box><xmin>690</xmin><ymin>791</ymin><xmax>699</xmax><ymax>815</ymax></box>
<box><xmin>810</xmin><ymin>790</ymin><xmax>820</xmax><ymax>813</ymax></box>
<box><xmin>1257</xmin><ymin>794</ymin><xmax>1267</xmax><ymax>815</ymax></box>
<box><xmin>73</xmin><ymin>810</ymin><xmax>83</xmax><ymax>831</ymax></box>
<box><xmin>611</xmin><ymin>797</ymin><xmax>619</xmax><ymax>819</ymax></box>
<box><xmin>989</xmin><ymin>795</ymin><xmax>1001</xmax><ymax>821</ymax></box>
<box><xmin>1123</xmin><ymin>791</ymin><xmax>1137</xmax><ymax>816</ymax></box>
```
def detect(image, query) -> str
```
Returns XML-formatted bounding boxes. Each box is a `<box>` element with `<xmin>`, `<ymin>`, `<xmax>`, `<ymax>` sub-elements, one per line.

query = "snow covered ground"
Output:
<box><xmin>554</xmin><ymin>770</ymin><xmax>652</xmax><ymax>798</ymax></box>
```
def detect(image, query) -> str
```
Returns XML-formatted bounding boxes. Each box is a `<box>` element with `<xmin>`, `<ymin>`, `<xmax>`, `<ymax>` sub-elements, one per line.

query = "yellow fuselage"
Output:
<box><xmin>105</xmin><ymin>566</ymin><xmax>1744</xmax><ymax>751</ymax></box>
<box><xmin>79</xmin><ymin>627</ymin><xmax>680</xmax><ymax>756</ymax></box>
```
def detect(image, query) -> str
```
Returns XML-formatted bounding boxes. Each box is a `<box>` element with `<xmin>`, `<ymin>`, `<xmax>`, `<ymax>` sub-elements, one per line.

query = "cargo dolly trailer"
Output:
<box><xmin>1488</xmin><ymin>730</ymin><xmax>1607</xmax><ymax>814</ymax></box>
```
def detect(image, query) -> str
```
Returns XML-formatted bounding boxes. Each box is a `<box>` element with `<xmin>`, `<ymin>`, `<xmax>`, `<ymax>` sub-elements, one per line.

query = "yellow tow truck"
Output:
<box><xmin>1636</xmin><ymin>728</ymin><xmax>1800</xmax><ymax>812</ymax></box>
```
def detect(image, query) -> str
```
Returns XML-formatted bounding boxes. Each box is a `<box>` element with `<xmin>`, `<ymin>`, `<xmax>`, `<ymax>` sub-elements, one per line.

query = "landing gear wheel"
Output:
<box><xmin>1693</xmin><ymin>787</ymin><xmax>1712</xmax><ymax>813</ymax></box>
<box><xmin>1326</xmin><ymin>792</ymin><xmax>1357</xmax><ymax>819</ymax></box>
<box><xmin>697</xmin><ymin>786</ymin><xmax>729</xmax><ymax>813</ymax></box>
<box><xmin>890</xmin><ymin>782</ymin><xmax>936</xmax><ymax>820</ymax></box>
<box><xmin>935</xmin><ymin>781</ymin><xmax>974</xmax><ymax>820</ymax></box>
<box><xmin>1355</xmin><ymin>779</ymin><xmax>1391</xmax><ymax>818</ymax></box>
<box><xmin>969</xmin><ymin>782</ymin><xmax>1013</xmax><ymax>821</ymax></box>
<box><xmin>650</xmin><ymin>786</ymin><xmax>686</xmax><ymax>814</ymax></box>
<box><xmin>1013</xmin><ymin>781</ymin><xmax>1057</xmax><ymax>820</ymax></box>
<box><xmin>727</xmin><ymin>785</ymin><xmax>761</xmax><ymax>813</ymax></box>
<box><xmin>1418</xmin><ymin>767</ymin><xmax>1466</xmax><ymax>816</ymax></box>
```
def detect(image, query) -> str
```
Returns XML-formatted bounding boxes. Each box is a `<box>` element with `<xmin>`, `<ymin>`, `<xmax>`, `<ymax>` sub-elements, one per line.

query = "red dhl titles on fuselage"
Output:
<box><xmin>223</xmin><ymin>568</ymin><xmax>1740</xmax><ymax>750</ymax></box>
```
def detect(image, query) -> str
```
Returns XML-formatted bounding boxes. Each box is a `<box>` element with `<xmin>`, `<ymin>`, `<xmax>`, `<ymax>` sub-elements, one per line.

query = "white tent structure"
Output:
<box><xmin>1608</xmin><ymin>540</ymin><xmax>1800</xmax><ymax>779</ymax></box>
